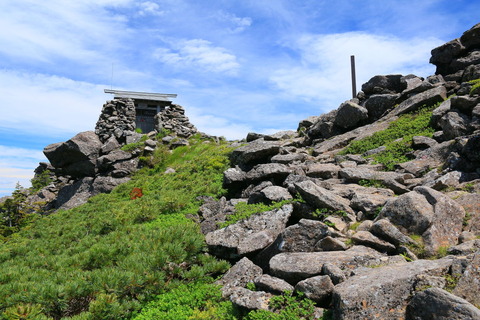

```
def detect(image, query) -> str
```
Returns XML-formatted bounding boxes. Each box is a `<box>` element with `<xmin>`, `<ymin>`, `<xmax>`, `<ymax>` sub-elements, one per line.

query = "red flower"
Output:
<box><xmin>130</xmin><ymin>187</ymin><xmax>143</xmax><ymax>200</ymax></box>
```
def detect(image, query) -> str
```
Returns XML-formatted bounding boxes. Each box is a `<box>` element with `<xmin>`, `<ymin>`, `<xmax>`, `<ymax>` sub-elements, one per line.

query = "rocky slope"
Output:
<box><xmin>22</xmin><ymin>23</ymin><xmax>480</xmax><ymax>319</ymax></box>
<box><xmin>198</xmin><ymin>23</ymin><xmax>480</xmax><ymax>319</ymax></box>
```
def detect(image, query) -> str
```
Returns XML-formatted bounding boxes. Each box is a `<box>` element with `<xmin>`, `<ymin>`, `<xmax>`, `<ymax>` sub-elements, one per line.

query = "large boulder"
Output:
<box><xmin>406</xmin><ymin>287</ymin><xmax>480</xmax><ymax>320</ymax></box>
<box><xmin>379</xmin><ymin>187</ymin><xmax>465</xmax><ymax>256</ymax></box>
<box><xmin>205</xmin><ymin>204</ymin><xmax>293</xmax><ymax>259</ymax></box>
<box><xmin>294</xmin><ymin>275</ymin><xmax>334</xmax><ymax>307</ymax></box>
<box><xmin>453</xmin><ymin>250</ymin><xmax>480</xmax><ymax>306</ymax></box>
<box><xmin>332</xmin><ymin>259</ymin><xmax>453</xmax><ymax>320</ymax></box>
<box><xmin>278</xmin><ymin>219</ymin><xmax>330</xmax><ymax>252</ymax></box>
<box><xmin>363</xmin><ymin>94</ymin><xmax>400</xmax><ymax>121</ymax></box>
<box><xmin>333</xmin><ymin>101</ymin><xmax>368</xmax><ymax>129</ymax></box>
<box><xmin>269</xmin><ymin>246</ymin><xmax>385</xmax><ymax>284</ymax></box>
<box><xmin>230</xmin><ymin>139</ymin><xmax>281</xmax><ymax>165</ymax></box>
<box><xmin>388</xmin><ymin>86</ymin><xmax>447</xmax><ymax>118</ymax></box>
<box><xmin>294</xmin><ymin>180</ymin><xmax>354</xmax><ymax>215</ymax></box>
<box><xmin>216</xmin><ymin>257</ymin><xmax>263</xmax><ymax>297</ymax></box>
<box><xmin>361</xmin><ymin>75</ymin><xmax>405</xmax><ymax>95</ymax></box>
<box><xmin>44</xmin><ymin>131</ymin><xmax>103</xmax><ymax>177</ymax></box>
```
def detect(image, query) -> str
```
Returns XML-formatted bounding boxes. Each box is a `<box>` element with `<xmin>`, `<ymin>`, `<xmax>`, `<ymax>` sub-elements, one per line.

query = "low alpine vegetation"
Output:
<box><xmin>340</xmin><ymin>104</ymin><xmax>439</xmax><ymax>170</ymax></box>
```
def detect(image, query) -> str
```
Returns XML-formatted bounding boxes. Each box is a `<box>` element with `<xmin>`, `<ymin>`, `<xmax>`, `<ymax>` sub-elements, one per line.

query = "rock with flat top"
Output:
<box><xmin>406</xmin><ymin>287</ymin><xmax>480</xmax><ymax>320</ymax></box>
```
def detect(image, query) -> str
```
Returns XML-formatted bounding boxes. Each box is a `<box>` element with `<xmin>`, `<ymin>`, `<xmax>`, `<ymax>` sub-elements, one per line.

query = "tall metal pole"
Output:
<box><xmin>350</xmin><ymin>55</ymin><xmax>357</xmax><ymax>99</ymax></box>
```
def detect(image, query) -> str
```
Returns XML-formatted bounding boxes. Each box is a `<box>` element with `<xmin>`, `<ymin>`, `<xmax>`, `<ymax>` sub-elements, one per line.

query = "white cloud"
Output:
<box><xmin>138</xmin><ymin>1</ymin><xmax>165</xmax><ymax>16</ymax></box>
<box><xmin>216</xmin><ymin>11</ymin><xmax>252</xmax><ymax>33</ymax></box>
<box><xmin>0</xmin><ymin>70</ymin><xmax>107</xmax><ymax>136</ymax></box>
<box><xmin>270</xmin><ymin>32</ymin><xmax>443</xmax><ymax>111</ymax></box>
<box><xmin>0</xmin><ymin>145</ymin><xmax>47</xmax><ymax>196</ymax></box>
<box><xmin>154</xmin><ymin>39</ymin><xmax>240</xmax><ymax>74</ymax></box>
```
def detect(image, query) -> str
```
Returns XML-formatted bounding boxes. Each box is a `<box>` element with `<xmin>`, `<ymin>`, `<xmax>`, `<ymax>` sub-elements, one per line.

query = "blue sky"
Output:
<box><xmin>0</xmin><ymin>0</ymin><xmax>479</xmax><ymax>196</ymax></box>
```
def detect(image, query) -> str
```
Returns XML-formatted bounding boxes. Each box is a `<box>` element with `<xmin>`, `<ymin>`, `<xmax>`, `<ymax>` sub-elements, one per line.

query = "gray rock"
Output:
<box><xmin>448</xmin><ymin>240</ymin><xmax>480</xmax><ymax>255</ymax></box>
<box><xmin>363</xmin><ymin>94</ymin><xmax>400</xmax><ymax>120</ymax></box>
<box><xmin>460</xmin><ymin>22</ymin><xmax>480</xmax><ymax>50</ymax></box>
<box><xmin>415</xmin><ymin>186</ymin><xmax>465</xmax><ymax>256</ymax></box>
<box><xmin>339</xmin><ymin>167</ymin><xmax>405</xmax><ymax>184</ymax></box>
<box><xmin>379</xmin><ymin>190</ymin><xmax>435</xmax><ymax>235</ymax></box>
<box><xmin>322</xmin><ymin>263</ymin><xmax>347</xmax><ymax>284</ymax></box>
<box><xmin>294</xmin><ymin>180</ymin><xmax>354</xmax><ymax>215</ymax></box>
<box><xmin>91</xmin><ymin>176</ymin><xmax>130</xmax><ymax>195</ymax></box>
<box><xmin>254</xmin><ymin>274</ymin><xmax>294</xmax><ymax>294</ymax></box>
<box><xmin>269</xmin><ymin>246</ymin><xmax>385</xmax><ymax>284</ymax></box>
<box><xmin>361</xmin><ymin>75</ymin><xmax>405</xmax><ymax>95</ymax></box>
<box><xmin>230</xmin><ymin>139</ymin><xmax>281</xmax><ymax>165</ymax></box>
<box><xmin>332</xmin><ymin>259</ymin><xmax>453</xmax><ymax>320</ymax></box>
<box><xmin>229</xmin><ymin>287</ymin><xmax>271</xmax><ymax>311</ymax></box>
<box><xmin>223</xmin><ymin>167</ymin><xmax>248</xmax><ymax>185</ymax></box>
<box><xmin>430</xmin><ymin>39</ymin><xmax>464</xmax><ymax>65</ymax></box>
<box><xmin>315</xmin><ymin>236</ymin><xmax>348</xmax><ymax>251</ymax></box>
<box><xmin>453</xmin><ymin>192</ymin><xmax>480</xmax><ymax>236</ymax></box>
<box><xmin>431</xmin><ymin>99</ymin><xmax>452</xmax><ymax>126</ymax></box>
<box><xmin>55</xmin><ymin>177</ymin><xmax>94</xmax><ymax>210</ymax></box>
<box><xmin>279</xmin><ymin>219</ymin><xmax>329</xmax><ymax>252</ymax></box>
<box><xmin>294</xmin><ymin>275</ymin><xmax>334</xmax><ymax>307</ymax></box>
<box><xmin>259</xmin><ymin>186</ymin><xmax>292</xmax><ymax>203</ymax></box>
<box><xmin>406</xmin><ymin>287</ymin><xmax>480</xmax><ymax>320</ymax></box>
<box><xmin>44</xmin><ymin>131</ymin><xmax>102</xmax><ymax>177</ymax></box>
<box><xmin>264</xmin><ymin>130</ymin><xmax>297</xmax><ymax>141</ymax></box>
<box><xmin>100</xmin><ymin>136</ymin><xmax>121</xmax><ymax>154</ymax></box>
<box><xmin>205</xmin><ymin>205</ymin><xmax>293</xmax><ymax>258</ymax></box>
<box><xmin>351</xmin><ymin>192</ymin><xmax>392</xmax><ymax>217</ymax></box>
<box><xmin>305</xmin><ymin>163</ymin><xmax>341</xmax><ymax>179</ymax></box>
<box><xmin>388</xmin><ymin>86</ymin><xmax>447</xmax><ymax>118</ymax></box>
<box><xmin>439</xmin><ymin>111</ymin><xmax>470</xmax><ymax>140</ymax></box>
<box><xmin>216</xmin><ymin>257</ymin><xmax>263</xmax><ymax>296</ymax></box>
<box><xmin>270</xmin><ymin>153</ymin><xmax>306</xmax><ymax>164</ymax></box>
<box><xmin>412</xmin><ymin>135</ymin><xmax>437</xmax><ymax>149</ymax></box>
<box><xmin>246</xmin><ymin>163</ymin><xmax>291</xmax><ymax>183</ymax></box>
<box><xmin>96</xmin><ymin>150</ymin><xmax>132</xmax><ymax>172</ymax></box>
<box><xmin>334</xmin><ymin>101</ymin><xmax>368</xmax><ymax>129</ymax></box>
<box><xmin>453</xmin><ymin>250</ymin><xmax>480</xmax><ymax>306</ymax></box>
<box><xmin>371</xmin><ymin>219</ymin><xmax>416</xmax><ymax>246</ymax></box>
<box><xmin>351</xmin><ymin>230</ymin><xmax>396</xmax><ymax>253</ymax></box>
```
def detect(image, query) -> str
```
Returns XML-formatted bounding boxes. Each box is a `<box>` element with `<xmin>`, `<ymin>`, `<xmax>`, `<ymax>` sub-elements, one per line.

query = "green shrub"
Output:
<box><xmin>132</xmin><ymin>282</ymin><xmax>237</xmax><ymax>320</ymax></box>
<box><xmin>245</xmin><ymin>291</ymin><xmax>316</xmax><ymax>320</ymax></box>
<box><xmin>30</xmin><ymin>170</ymin><xmax>53</xmax><ymax>193</ymax></box>
<box><xmin>469</xmin><ymin>78</ymin><xmax>480</xmax><ymax>96</ymax></box>
<box><xmin>340</xmin><ymin>104</ymin><xmax>438</xmax><ymax>170</ymax></box>
<box><xmin>0</xmin><ymin>137</ymin><xmax>233</xmax><ymax>319</ymax></box>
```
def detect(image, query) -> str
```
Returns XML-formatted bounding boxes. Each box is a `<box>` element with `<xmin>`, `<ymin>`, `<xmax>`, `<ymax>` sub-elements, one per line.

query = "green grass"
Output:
<box><xmin>469</xmin><ymin>78</ymin><xmax>480</xmax><ymax>96</ymax></box>
<box><xmin>0</xmin><ymin>137</ymin><xmax>234</xmax><ymax>319</ymax></box>
<box><xmin>340</xmin><ymin>104</ymin><xmax>438</xmax><ymax>170</ymax></box>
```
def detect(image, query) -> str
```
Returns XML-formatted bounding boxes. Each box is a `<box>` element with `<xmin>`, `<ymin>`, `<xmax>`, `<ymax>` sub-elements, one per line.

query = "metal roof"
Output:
<box><xmin>104</xmin><ymin>89</ymin><xmax>177</xmax><ymax>101</ymax></box>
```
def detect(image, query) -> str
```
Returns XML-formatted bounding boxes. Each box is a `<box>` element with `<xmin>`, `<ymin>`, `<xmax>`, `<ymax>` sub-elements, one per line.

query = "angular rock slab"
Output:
<box><xmin>294</xmin><ymin>275</ymin><xmax>334</xmax><ymax>307</ymax></box>
<box><xmin>295</xmin><ymin>180</ymin><xmax>354</xmax><ymax>215</ymax></box>
<box><xmin>229</xmin><ymin>287</ymin><xmax>271</xmax><ymax>311</ymax></box>
<box><xmin>216</xmin><ymin>257</ymin><xmax>263</xmax><ymax>296</ymax></box>
<box><xmin>230</xmin><ymin>139</ymin><xmax>281</xmax><ymax>165</ymax></box>
<box><xmin>254</xmin><ymin>274</ymin><xmax>294</xmax><ymax>295</ymax></box>
<box><xmin>406</xmin><ymin>287</ymin><xmax>480</xmax><ymax>320</ymax></box>
<box><xmin>453</xmin><ymin>250</ymin><xmax>480</xmax><ymax>306</ymax></box>
<box><xmin>206</xmin><ymin>204</ymin><xmax>293</xmax><ymax>259</ymax></box>
<box><xmin>332</xmin><ymin>259</ymin><xmax>453</xmax><ymax>320</ymax></box>
<box><xmin>44</xmin><ymin>131</ymin><xmax>102</xmax><ymax>177</ymax></box>
<box><xmin>379</xmin><ymin>186</ymin><xmax>465</xmax><ymax>256</ymax></box>
<box><xmin>270</xmin><ymin>246</ymin><xmax>385</xmax><ymax>284</ymax></box>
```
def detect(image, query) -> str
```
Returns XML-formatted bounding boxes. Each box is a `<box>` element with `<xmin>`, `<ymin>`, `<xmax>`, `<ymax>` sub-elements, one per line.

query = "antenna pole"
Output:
<box><xmin>350</xmin><ymin>55</ymin><xmax>357</xmax><ymax>99</ymax></box>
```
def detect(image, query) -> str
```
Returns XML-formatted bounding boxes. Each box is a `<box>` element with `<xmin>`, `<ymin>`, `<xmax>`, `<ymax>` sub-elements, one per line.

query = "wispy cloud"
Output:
<box><xmin>0</xmin><ymin>70</ymin><xmax>107</xmax><ymax>136</ymax></box>
<box><xmin>270</xmin><ymin>32</ymin><xmax>443</xmax><ymax>111</ymax></box>
<box><xmin>154</xmin><ymin>39</ymin><xmax>240</xmax><ymax>74</ymax></box>
<box><xmin>0</xmin><ymin>145</ymin><xmax>47</xmax><ymax>196</ymax></box>
<box><xmin>215</xmin><ymin>11</ymin><xmax>252</xmax><ymax>33</ymax></box>
<box><xmin>137</xmin><ymin>1</ymin><xmax>165</xmax><ymax>16</ymax></box>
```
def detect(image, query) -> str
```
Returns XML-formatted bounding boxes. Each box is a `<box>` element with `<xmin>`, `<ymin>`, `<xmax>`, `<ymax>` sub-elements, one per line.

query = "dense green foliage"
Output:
<box><xmin>0</xmin><ymin>185</ymin><xmax>37</xmax><ymax>240</ymax></box>
<box><xmin>30</xmin><ymin>170</ymin><xmax>53</xmax><ymax>193</ymax></box>
<box><xmin>469</xmin><ymin>78</ymin><xmax>480</xmax><ymax>95</ymax></box>
<box><xmin>132</xmin><ymin>282</ymin><xmax>238</xmax><ymax>320</ymax></box>
<box><xmin>245</xmin><ymin>292</ymin><xmax>317</xmax><ymax>320</ymax></box>
<box><xmin>340</xmin><ymin>104</ymin><xmax>438</xmax><ymax>170</ymax></box>
<box><xmin>0</xmin><ymin>137</ymin><xmax>233</xmax><ymax>319</ymax></box>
